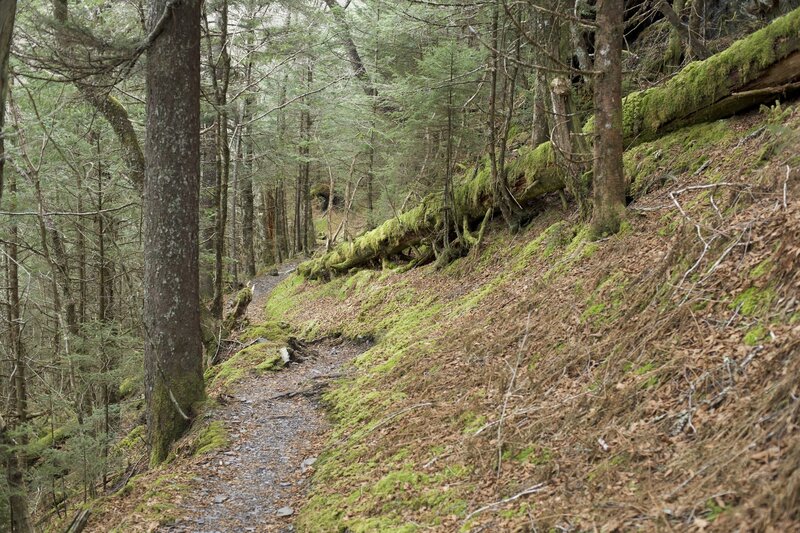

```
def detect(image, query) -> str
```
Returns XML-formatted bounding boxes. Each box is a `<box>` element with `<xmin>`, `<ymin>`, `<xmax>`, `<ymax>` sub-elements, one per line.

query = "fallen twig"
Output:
<box><xmin>784</xmin><ymin>165</ymin><xmax>790</xmax><ymax>209</ymax></box>
<box><xmin>270</xmin><ymin>383</ymin><xmax>327</xmax><ymax>400</ymax></box>
<box><xmin>463</xmin><ymin>483</ymin><xmax>547</xmax><ymax>523</ymax></box>
<box><xmin>496</xmin><ymin>312</ymin><xmax>531</xmax><ymax>477</ymax></box>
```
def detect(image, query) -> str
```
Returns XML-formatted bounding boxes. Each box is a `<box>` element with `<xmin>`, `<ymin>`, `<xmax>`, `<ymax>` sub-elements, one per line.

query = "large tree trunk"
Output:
<box><xmin>143</xmin><ymin>0</ymin><xmax>205</xmax><ymax>465</ymax></box>
<box><xmin>241</xmin><ymin>134</ymin><xmax>256</xmax><ymax>277</ymax></box>
<box><xmin>299</xmin><ymin>7</ymin><xmax>800</xmax><ymax>279</ymax></box>
<box><xmin>590</xmin><ymin>0</ymin><xmax>626</xmax><ymax>236</ymax></box>
<box><xmin>322</xmin><ymin>0</ymin><xmax>376</xmax><ymax>97</ymax></box>
<box><xmin>240</xmin><ymin>42</ymin><xmax>257</xmax><ymax>278</ymax></box>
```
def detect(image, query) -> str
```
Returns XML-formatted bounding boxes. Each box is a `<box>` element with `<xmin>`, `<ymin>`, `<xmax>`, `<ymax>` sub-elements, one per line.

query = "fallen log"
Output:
<box><xmin>299</xmin><ymin>8</ymin><xmax>800</xmax><ymax>280</ymax></box>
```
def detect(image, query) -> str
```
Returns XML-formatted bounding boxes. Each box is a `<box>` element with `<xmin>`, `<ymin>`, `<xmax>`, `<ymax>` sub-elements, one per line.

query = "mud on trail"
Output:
<box><xmin>159</xmin><ymin>267</ymin><xmax>362</xmax><ymax>533</ymax></box>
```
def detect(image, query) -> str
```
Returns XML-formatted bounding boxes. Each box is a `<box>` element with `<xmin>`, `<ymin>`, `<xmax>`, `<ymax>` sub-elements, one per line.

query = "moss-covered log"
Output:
<box><xmin>300</xmin><ymin>7</ymin><xmax>800</xmax><ymax>279</ymax></box>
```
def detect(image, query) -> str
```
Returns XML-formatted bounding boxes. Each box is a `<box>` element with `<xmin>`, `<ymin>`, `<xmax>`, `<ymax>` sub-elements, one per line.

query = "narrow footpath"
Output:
<box><xmin>161</xmin><ymin>267</ymin><xmax>361</xmax><ymax>533</ymax></box>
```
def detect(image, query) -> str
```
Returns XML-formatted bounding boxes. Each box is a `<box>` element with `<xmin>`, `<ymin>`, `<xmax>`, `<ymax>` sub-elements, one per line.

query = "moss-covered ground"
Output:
<box><xmin>274</xmin><ymin>104</ymin><xmax>800</xmax><ymax>531</ymax></box>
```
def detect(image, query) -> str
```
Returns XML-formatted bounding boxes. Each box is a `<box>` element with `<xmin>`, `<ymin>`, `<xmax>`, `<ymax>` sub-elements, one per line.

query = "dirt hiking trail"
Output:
<box><xmin>161</xmin><ymin>267</ymin><xmax>362</xmax><ymax>533</ymax></box>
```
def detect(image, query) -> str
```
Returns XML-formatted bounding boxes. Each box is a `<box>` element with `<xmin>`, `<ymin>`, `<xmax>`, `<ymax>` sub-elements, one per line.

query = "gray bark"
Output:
<box><xmin>591</xmin><ymin>0</ymin><xmax>626</xmax><ymax>236</ymax></box>
<box><xmin>143</xmin><ymin>0</ymin><xmax>205</xmax><ymax>465</ymax></box>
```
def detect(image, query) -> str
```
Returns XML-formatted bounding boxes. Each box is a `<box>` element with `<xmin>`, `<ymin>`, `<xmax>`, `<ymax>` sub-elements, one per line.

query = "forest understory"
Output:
<box><xmin>3</xmin><ymin>1</ymin><xmax>800</xmax><ymax>532</ymax></box>
<box><xmin>82</xmin><ymin>98</ymin><xmax>800</xmax><ymax>532</ymax></box>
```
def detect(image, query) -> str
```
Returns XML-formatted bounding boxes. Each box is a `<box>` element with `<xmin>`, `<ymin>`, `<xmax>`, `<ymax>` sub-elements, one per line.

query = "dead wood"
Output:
<box><xmin>299</xmin><ymin>8</ymin><xmax>800</xmax><ymax>279</ymax></box>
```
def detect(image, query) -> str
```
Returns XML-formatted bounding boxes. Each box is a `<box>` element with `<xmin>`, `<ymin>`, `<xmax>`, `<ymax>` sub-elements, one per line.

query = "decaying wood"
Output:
<box><xmin>299</xmin><ymin>7</ymin><xmax>800</xmax><ymax>279</ymax></box>
<box><xmin>65</xmin><ymin>509</ymin><xmax>91</xmax><ymax>533</ymax></box>
<box><xmin>222</xmin><ymin>286</ymin><xmax>252</xmax><ymax>332</ymax></box>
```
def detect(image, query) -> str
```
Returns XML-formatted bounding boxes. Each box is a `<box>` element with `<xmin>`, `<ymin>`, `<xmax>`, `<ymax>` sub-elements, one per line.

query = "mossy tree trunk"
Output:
<box><xmin>299</xmin><ymin>7</ymin><xmax>800</xmax><ymax>279</ymax></box>
<box><xmin>144</xmin><ymin>0</ymin><xmax>205</xmax><ymax>465</ymax></box>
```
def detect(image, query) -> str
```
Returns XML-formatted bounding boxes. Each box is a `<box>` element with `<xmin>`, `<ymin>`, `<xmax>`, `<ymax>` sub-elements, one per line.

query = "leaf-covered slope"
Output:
<box><xmin>271</xmin><ymin>103</ymin><xmax>800</xmax><ymax>531</ymax></box>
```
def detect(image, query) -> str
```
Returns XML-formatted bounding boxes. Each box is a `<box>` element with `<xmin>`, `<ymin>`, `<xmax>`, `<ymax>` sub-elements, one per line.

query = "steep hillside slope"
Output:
<box><xmin>267</xmin><ymin>102</ymin><xmax>800</xmax><ymax>531</ymax></box>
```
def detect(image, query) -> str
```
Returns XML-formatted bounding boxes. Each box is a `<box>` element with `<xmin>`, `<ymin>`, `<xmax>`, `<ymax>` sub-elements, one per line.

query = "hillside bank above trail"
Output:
<box><xmin>266</xmin><ymin>104</ymin><xmax>800</xmax><ymax>531</ymax></box>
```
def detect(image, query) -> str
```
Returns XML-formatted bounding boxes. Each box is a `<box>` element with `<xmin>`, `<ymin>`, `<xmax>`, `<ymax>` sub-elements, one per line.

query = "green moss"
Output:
<box><xmin>300</xmin><ymin>320</ymin><xmax>321</xmax><ymax>339</ymax></box>
<box><xmin>131</xmin><ymin>473</ymin><xmax>188</xmax><ymax>524</ymax></box>
<box><xmin>506</xmin><ymin>445</ymin><xmax>552</xmax><ymax>465</ymax></box>
<box><xmin>511</xmin><ymin>219</ymin><xmax>573</xmax><ymax>273</ymax></box>
<box><xmin>581</xmin><ymin>272</ymin><xmax>629</xmax><ymax>327</ymax></box>
<box><xmin>460</xmin><ymin>412</ymin><xmax>486</xmax><ymax>436</ymax></box>
<box><xmin>617</xmin><ymin>219</ymin><xmax>634</xmax><ymax>235</ymax></box>
<box><xmin>581</xmin><ymin>303</ymin><xmax>607</xmax><ymax>323</ymax></box>
<box><xmin>744</xmin><ymin>324</ymin><xmax>769</xmax><ymax>346</ymax></box>
<box><xmin>731</xmin><ymin>286</ymin><xmax>776</xmax><ymax>317</ymax></box>
<box><xmin>240</xmin><ymin>321</ymin><xmax>289</xmax><ymax>342</ymax></box>
<box><xmin>32</xmin><ymin>423</ymin><xmax>74</xmax><ymax>455</ymax></box>
<box><xmin>705</xmin><ymin>498</ymin><xmax>728</xmax><ymax>521</ymax></box>
<box><xmin>298</xmin><ymin>465</ymin><xmax>468</xmax><ymax>532</ymax></box>
<box><xmin>265</xmin><ymin>275</ymin><xmax>305</xmax><ymax>322</ymax></box>
<box><xmin>194</xmin><ymin>421</ymin><xmax>228</xmax><ymax>455</ymax></box>
<box><xmin>749</xmin><ymin>259</ymin><xmax>773</xmax><ymax>279</ymax></box>
<box><xmin>627</xmin><ymin>120</ymin><xmax>734</xmax><ymax>197</ymax></box>
<box><xmin>628</xmin><ymin>362</ymin><xmax>660</xmax><ymax>389</ymax></box>
<box><xmin>116</xmin><ymin>425</ymin><xmax>145</xmax><ymax>452</ymax></box>
<box><xmin>452</xmin><ymin>273</ymin><xmax>510</xmax><ymax>313</ymax></box>
<box><xmin>255</xmin><ymin>352</ymin><xmax>285</xmax><ymax>373</ymax></box>
<box><xmin>206</xmin><ymin>341</ymin><xmax>284</xmax><ymax>388</ymax></box>
<box><xmin>658</xmin><ymin>212</ymin><xmax>681</xmax><ymax>237</ymax></box>
<box><xmin>343</xmin><ymin>269</ymin><xmax>376</xmax><ymax>294</ymax></box>
<box><xmin>498</xmin><ymin>502</ymin><xmax>533</xmax><ymax>519</ymax></box>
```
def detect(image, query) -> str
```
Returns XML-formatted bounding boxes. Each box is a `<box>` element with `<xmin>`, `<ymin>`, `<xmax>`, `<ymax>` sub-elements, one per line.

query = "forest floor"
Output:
<box><xmin>86</xmin><ymin>266</ymin><xmax>365</xmax><ymax>532</ymax></box>
<box><xmin>265</xmin><ymin>104</ymin><xmax>800</xmax><ymax>531</ymax></box>
<box><xmin>85</xmin><ymin>104</ymin><xmax>800</xmax><ymax>533</ymax></box>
